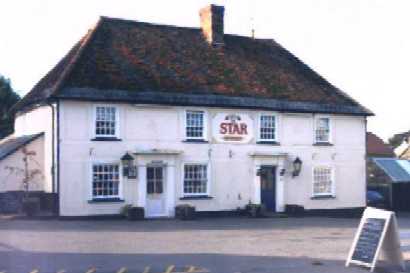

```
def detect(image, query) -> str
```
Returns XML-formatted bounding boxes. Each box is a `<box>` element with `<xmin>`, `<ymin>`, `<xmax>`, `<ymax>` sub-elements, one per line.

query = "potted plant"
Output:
<box><xmin>121</xmin><ymin>205</ymin><xmax>144</xmax><ymax>220</ymax></box>
<box><xmin>175</xmin><ymin>204</ymin><xmax>196</xmax><ymax>220</ymax></box>
<box><xmin>285</xmin><ymin>204</ymin><xmax>305</xmax><ymax>217</ymax></box>
<box><xmin>245</xmin><ymin>202</ymin><xmax>266</xmax><ymax>218</ymax></box>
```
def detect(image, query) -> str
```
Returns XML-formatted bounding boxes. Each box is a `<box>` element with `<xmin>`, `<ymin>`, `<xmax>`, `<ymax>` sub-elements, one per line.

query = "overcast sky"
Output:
<box><xmin>1</xmin><ymin>0</ymin><xmax>409</xmax><ymax>140</ymax></box>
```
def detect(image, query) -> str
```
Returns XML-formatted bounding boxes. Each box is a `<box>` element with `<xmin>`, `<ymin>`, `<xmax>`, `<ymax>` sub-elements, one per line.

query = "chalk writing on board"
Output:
<box><xmin>352</xmin><ymin>218</ymin><xmax>386</xmax><ymax>264</ymax></box>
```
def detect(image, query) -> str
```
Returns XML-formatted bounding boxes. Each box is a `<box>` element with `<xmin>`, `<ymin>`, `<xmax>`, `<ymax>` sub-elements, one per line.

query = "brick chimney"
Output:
<box><xmin>199</xmin><ymin>4</ymin><xmax>225</xmax><ymax>46</ymax></box>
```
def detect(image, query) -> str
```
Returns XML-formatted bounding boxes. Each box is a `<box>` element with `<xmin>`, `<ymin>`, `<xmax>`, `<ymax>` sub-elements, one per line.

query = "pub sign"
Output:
<box><xmin>212</xmin><ymin>113</ymin><xmax>254</xmax><ymax>143</ymax></box>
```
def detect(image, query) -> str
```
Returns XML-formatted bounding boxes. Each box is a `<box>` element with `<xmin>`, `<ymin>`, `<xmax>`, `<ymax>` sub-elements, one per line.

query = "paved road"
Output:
<box><xmin>1</xmin><ymin>216</ymin><xmax>410</xmax><ymax>273</ymax></box>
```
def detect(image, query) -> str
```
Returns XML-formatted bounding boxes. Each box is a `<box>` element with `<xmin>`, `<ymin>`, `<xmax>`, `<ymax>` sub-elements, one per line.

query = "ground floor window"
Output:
<box><xmin>183</xmin><ymin>164</ymin><xmax>208</xmax><ymax>195</ymax></box>
<box><xmin>92</xmin><ymin>163</ymin><xmax>120</xmax><ymax>198</ymax></box>
<box><xmin>313</xmin><ymin>166</ymin><xmax>334</xmax><ymax>196</ymax></box>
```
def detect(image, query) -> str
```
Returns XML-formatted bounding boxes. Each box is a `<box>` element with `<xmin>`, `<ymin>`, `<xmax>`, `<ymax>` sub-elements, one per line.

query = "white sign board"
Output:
<box><xmin>212</xmin><ymin>113</ymin><xmax>253</xmax><ymax>143</ymax></box>
<box><xmin>346</xmin><ymin>207</ymin><xmax>405</xmax><ymax>272</ymax></box>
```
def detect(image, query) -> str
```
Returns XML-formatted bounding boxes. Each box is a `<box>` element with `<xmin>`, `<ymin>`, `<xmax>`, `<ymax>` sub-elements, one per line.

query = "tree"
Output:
<box><xmin>0</xmin><ymin>75</ymin><xmax>21</xmax><ymax>139</ymax></box>
<box><xmin>4</xmin><ymin>147</ymin><xmax>42</xmax><ymax>196</ymax></box>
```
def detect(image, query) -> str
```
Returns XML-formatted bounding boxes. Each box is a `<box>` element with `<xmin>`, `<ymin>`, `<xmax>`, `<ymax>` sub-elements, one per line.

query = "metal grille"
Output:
<box><xmin>92</xmin><ymin>164</ymin><xmax>120</xmax><ymax>197</ymax></box>
<box><xmin>313</xmin><ymin>167</ymin><xmax>332</xmax><ymax>195</ymax></box>
<box><xmin>186</xmin><ymin>111</ymin><xmax>204</xmax><ymax>139</ymax></box>
<box><xmin>260</xmin><ymin>115</ymin><xmax>276</xmax><ymax>140</ymax></box>
<box><xmin>184</xmin><ymin>164</ymin><xmax>208</xmax><ymax>194</ymax></box>
<box><xmin>315</xmin><ymin>117</ymin><xmax>330</xmax><ymax>142</ymax></box>
<box><xmin>95</xmin><ymin>106</ymin><xmax>117</xmax><ymax>137</ymax></box>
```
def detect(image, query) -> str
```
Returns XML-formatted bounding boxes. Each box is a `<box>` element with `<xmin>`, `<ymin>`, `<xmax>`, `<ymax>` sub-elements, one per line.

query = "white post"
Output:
<box><xmin>254</xmin><ymin>165</ymin><xmax>261</xmax><ymax>204</ymax></box>
<box><xmin>166</xmin><ymin>164</ymin><xmax>176</xmax><ymax>217</ymax></box>
<box><xmin>137</xmin><ymin>165</ymin><xmax>147</xmax><ymax>207</ymax></box>
<box><xmin>276</xmin><ymin>163</ymin><xmax>285</xmax><ymax>212</ymax></box>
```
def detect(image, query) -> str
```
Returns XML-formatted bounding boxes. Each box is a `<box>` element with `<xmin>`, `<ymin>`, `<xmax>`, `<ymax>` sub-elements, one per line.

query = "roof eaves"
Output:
<box><xmin>56</xmin><ymin>87</ymin><xmax>373</xmax><ymax>116</ymax></box>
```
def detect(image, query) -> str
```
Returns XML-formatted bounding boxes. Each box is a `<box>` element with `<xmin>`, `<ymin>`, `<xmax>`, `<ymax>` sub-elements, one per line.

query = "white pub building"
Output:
<box><xmin>1</xmin><ymin>5</ymin><xmax>373</xmax><ymax>217</ymax></box>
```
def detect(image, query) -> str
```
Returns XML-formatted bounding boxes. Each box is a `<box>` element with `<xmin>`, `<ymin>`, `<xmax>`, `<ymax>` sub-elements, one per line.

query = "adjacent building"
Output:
<box><xmin>2</xmin><ymin>5</ymin><xmax>373</xmax><ymax>217</ymax></box>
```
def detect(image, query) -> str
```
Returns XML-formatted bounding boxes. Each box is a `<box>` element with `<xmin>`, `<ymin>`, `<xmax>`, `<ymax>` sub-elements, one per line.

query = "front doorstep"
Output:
<box><xmin>144</xmin><ymin>214</ymin><xmax>170</xmax><ymax>219</ymax></box>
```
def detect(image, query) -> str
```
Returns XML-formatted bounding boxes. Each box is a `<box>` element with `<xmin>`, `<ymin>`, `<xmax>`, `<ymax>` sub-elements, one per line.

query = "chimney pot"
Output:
<box><xmin>199</xmin><ymin>4</ymin><xmax>225</xmax><ymax>46</ymax></box>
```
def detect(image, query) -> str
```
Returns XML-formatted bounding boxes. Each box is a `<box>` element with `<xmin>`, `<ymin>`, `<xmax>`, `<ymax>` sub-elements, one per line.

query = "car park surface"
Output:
<box><xmin>1</xmin><ymin>216</ymin><xmax>410</xmax><ymax>273</ymax></box>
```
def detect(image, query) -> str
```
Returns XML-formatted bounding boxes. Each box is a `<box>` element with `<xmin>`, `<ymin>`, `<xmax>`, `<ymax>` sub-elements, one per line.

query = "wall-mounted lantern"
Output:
<box><xmin>292</xmin><ymin>157</ymin><xmax>302</xmax><ymax>177</ymax></box>
<box><xmin>121</xmin><ymin>152</ymin><xmax>137</xmax><ymax>178</ymax></box>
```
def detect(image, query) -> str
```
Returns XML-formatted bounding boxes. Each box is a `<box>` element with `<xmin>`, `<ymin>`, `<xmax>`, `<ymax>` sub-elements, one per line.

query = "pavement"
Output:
<box><xmin>1</xmin><ymin>216</ymin><xmax>410</xmax><ymax>273</ymax></box>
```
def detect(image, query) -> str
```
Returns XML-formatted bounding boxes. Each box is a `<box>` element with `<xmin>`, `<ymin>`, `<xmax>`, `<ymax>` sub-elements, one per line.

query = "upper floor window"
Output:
<box><xmin>183</xmin><ymin>163</ymin><xmax>209</xmax><ymax>196</ymax></box>
<box><xmin>95</xmin><ymin>106</ymin><xmax>118</xmax><ymax>138</ymax></box>
<box><xmin>315</xmin><ymin>117</ymin><xmax>330</xmax><ymax>143</ymax></box>
<box><xmin>92</xmin><ymin>163</ymin><xmax>120</xmax><ymax>199</ymax></box>
<box><xmin>259</xmin><ymin>114</ymin><xmax>277</xmax><ymax>141</ymax></box>
<box><xmin>185</xmin><ymin>110</ymin><xmax>206</xmax><ymax>140</ymax></box>
<box><xmin>313</xmin><ymin>166</ymin><xmax>334</xmax><ymax>197</ymax></box>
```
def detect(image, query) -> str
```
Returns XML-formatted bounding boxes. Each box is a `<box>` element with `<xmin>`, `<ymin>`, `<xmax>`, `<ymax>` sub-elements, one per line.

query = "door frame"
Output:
<box><xmin>145</xmin><ymin>164</ymin><xmax>167</xmax><ymax>217</ymax></box>
<box><xmin>251</xmin><ymin>154</ymin><xmax>287</xmax><ymax>212</ymax></box>
<box><xmin>259</xmin><ymin>165</ymin><xmax>277</xmax><ymax>212</ymax></box>
<box><xmin>135</xmin><ymin>153</ymin><xmax>180</xmax><ymax>218</ymax></box>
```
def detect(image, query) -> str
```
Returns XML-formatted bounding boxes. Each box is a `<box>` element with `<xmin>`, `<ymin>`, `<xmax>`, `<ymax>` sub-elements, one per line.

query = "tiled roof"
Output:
<box><xmin>372</xmin><ymin>158</ymin><xmax>410</xmax><ymax>183</ymax></box>
<box><xmin>0</xmin><ymin>133</ymin><xmax>44</xmax><ymax>161</ymax></box>
<box><xmin>367</xmin><ymin>132</ymin><xmax>395</xmax><ymax>157</ymax></box>
<box><xmin>13</xmin><ymin>16</ymin><xmax>373</xmax><ymax>116</ymax></box>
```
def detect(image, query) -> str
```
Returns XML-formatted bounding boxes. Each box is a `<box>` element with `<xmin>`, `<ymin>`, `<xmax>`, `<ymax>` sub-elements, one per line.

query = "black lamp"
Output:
<box><xmin>121</xmin><ymin>152</ymin><xmax>134</xmax><ymax>177</ymax></box>
<box><xmin>292</xmin><ymin>157</ymin><xmax>302</xmax><ymax>177</ymax></box>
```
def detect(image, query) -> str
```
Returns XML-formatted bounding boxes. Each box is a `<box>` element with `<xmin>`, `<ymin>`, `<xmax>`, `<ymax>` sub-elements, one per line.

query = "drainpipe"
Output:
<box><xmin>47</xmin><ymin>100</ymin><xmax>60</xmax><ymax>216</ymax></box>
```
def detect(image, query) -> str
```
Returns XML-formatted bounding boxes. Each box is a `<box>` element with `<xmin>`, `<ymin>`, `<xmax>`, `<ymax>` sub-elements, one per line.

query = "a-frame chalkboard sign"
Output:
<box><xmin>346</xmin><ymin>207</ymin><xmax>405</xmax><ymax>272</ymax></box>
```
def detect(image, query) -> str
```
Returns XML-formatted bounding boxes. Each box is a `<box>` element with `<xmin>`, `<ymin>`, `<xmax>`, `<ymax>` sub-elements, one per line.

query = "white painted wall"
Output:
<box><xmin>14</xmin><ymin>106</ymin><xmax>54</xmax><ymax>192</ymax></box>
<box><xmin>0</xmin><ymin>136</ymin><xmax>45</xmax><ymax>192</ymax></box>
<box><xmin>58</xmin><ymin>100</ymin><xmax>366</xmax><ymax>216</ymax></box>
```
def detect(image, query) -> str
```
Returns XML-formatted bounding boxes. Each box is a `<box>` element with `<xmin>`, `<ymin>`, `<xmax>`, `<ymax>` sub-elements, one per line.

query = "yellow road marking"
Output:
<box><xmin>117</xmin><ymin>267</ymin><xmax>127</xmax><ymax>273</ymax></box>
<box><xmin>164</xmin><ymin>265</ymin><xmax>175</xmax><ymax>273</ymax></box>
<box><xmin>85</xmin><ymin>267</ymin><xmax>96</xmax><ymax>273</ymax></box>
<box><xmin>142</xmin><ymin>266</ymin><xmax>151</xmax><ymax>273</ymax></box>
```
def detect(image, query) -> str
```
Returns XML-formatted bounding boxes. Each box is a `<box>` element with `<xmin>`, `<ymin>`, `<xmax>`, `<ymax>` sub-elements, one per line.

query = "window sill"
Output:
<box><xmin>91</xmin><ymin>137</ymin><xmax>122</xmax><ymax>142</ymax></box>
<box><xmin>180</xmin><ymin>195</ymin><xmax>213</xmax><ymax>200</ymax></box>
<box><xmin>256</xmin><ymin>140</ymin><xmax>280</xmax><ymax>145</ymax></box>
<box><xmin>183</xmin><ymin>139</ymin><xmax>209</xmax><ymax>143</ymax></box>
<box><xmin>310</xmin><ymin>195</ymin><xmax>335</xmax><ymax>200</ymax></box>
<box><xmin>88</xmin><ymin>198</ymin><xmax>125</xmax><ymax>203</ymax></box>
<box><xmin>313</xmin><ymin>142</ymin><xmax>333</xmax><ymax>146</ymax></box>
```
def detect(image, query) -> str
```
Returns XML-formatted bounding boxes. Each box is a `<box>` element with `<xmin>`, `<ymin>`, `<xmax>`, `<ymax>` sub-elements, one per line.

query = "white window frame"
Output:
<box><xmin>93</xmin><ymin>105</ymin><xmax>120</xmax><ymax>139</ymax></box>
<box><xmin>257</xmin><ymin>113</ymin><xmax>278</xmax><ymax>142</ymax></box>
<box><xmin>314</xmin><ymin>116</ymin><xmax>332</xmax><ymax>144</ymax></box>
<box><xmin>90</xmin><ymin>161</ymin><xmax>123</xmax><ymax>200</ymax></box>
<box><xmin>184</xmin><ymin>109</ymin><xmax>208</xmax><ymax>141</ymax></box>
<box><xmin>181</xmin><ymin>162</ymin><xmax>211</xmax><ymax>197</ymax></box>
<box><xmin>312</xmin><ymin>166</ymin><xmax>335</xmax><ymax>197</ymax></box>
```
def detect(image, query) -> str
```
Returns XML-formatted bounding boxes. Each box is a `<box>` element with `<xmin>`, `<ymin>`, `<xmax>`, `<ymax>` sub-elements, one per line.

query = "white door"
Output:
<box><xmin>146</xmin><ymin>166</ymin><xmax>166</xmax><ymax>217</ymax></box>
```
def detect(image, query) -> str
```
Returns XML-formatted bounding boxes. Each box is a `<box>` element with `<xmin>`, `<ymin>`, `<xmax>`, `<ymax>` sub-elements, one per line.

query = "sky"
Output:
<box><xmin>1</xmin><ymin>0</ymin><xmax>409</xmax><ymax>140</ymax></box>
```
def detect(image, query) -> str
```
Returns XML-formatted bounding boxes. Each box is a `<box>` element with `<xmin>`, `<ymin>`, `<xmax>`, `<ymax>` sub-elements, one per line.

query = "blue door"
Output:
<box><xmin>260</xmin><ymin>166</ymin><xmax>276</xmax><ymax>212</ymax></box>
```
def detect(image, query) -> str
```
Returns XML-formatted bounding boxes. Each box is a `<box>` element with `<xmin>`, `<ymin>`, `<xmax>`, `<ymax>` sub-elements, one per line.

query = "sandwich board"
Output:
<box><xmin>346</xmin><ymin>207</ymin><xmax>405</xmax><ymax>272</ymax></box>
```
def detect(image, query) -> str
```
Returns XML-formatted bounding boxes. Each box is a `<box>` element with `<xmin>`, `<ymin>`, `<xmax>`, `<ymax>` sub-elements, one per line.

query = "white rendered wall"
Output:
<box><xmin>0</xmin><ymin>136</ymin><xmax>45</xmax><ymax>192</ymax></box>
<box><xmin>14</xmin><ymin>106</ymin><xmax>54</xmax><ymax>192</ymax></box>
<box><xmin>58</xmin><ymin>100</ymin><xmax>366</xmax><ymax>216</ymax></box>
